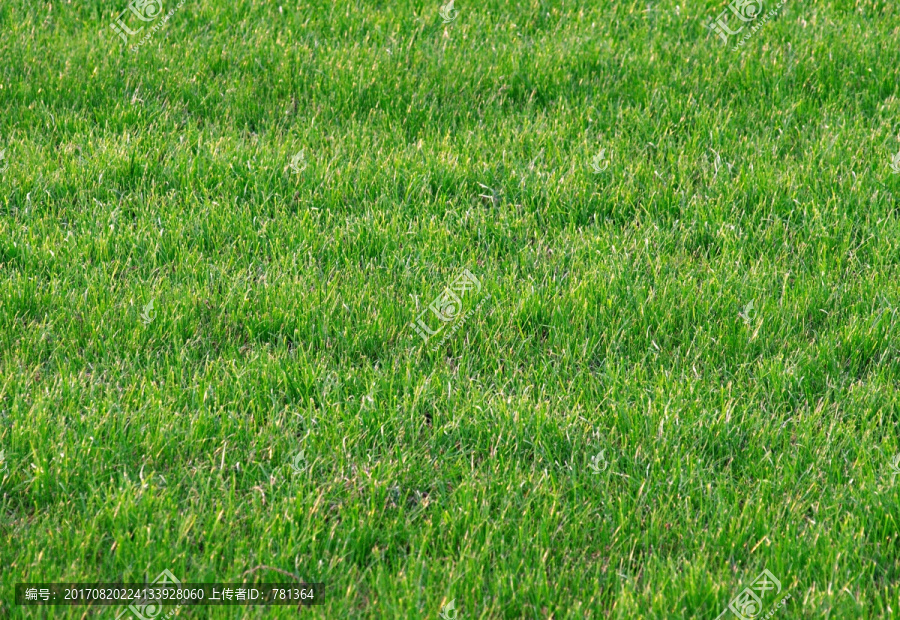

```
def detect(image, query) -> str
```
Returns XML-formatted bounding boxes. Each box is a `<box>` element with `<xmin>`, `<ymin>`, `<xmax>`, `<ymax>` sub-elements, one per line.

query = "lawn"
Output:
<box><xmin>2</xmin><ymin>0</ymin><xmax>900</xmax><ymax>617</ymax></box>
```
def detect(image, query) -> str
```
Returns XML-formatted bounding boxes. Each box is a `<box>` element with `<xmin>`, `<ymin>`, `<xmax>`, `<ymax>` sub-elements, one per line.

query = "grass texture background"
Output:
<box><xmin>1</xmin><ymin>0</ymin><xmax>900</xmax><ymax>617</ymax></box>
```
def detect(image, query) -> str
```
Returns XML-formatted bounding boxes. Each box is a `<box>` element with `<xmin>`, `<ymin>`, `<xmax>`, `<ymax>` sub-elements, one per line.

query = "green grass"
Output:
<box><xmin>2</xmin><ymin>0</ymin><xmax>900</xmax><ymax>617</ymax></box>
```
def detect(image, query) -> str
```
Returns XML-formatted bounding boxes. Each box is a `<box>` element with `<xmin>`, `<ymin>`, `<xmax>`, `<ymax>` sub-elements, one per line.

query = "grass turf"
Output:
<box><xmin>2</xmin><ymin>0</ymin><xmax>900</xmax><ymax>617</ymax></box>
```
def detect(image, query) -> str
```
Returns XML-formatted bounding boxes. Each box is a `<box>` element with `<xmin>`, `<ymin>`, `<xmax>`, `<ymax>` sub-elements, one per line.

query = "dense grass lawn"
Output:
<box><xmin>2</xmin><ymin>0</ymin><xmax>900</xmax><ymax>617</ymax></box>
